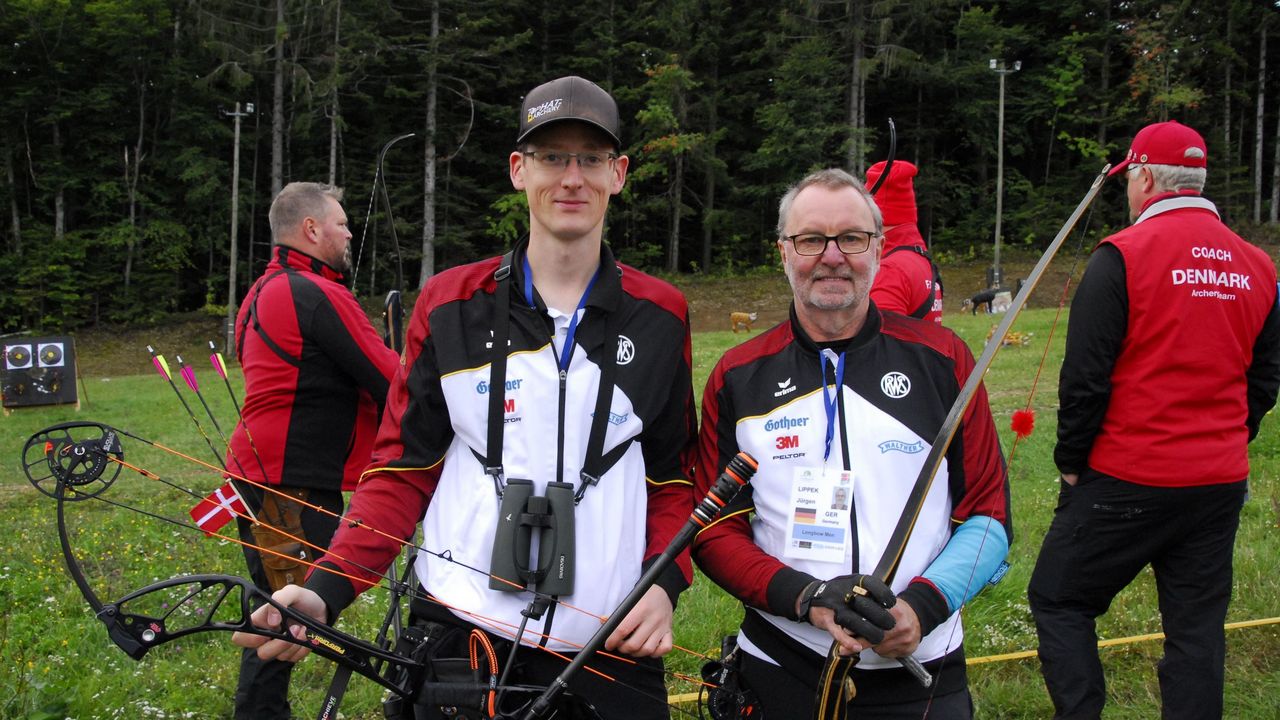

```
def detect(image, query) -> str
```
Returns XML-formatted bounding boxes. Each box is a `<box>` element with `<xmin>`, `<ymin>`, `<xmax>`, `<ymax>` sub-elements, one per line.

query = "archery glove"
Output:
<box><xmin>798</xmin><ymin>574</ymin><xmax>897</xmax><ymax>644</ymax></box>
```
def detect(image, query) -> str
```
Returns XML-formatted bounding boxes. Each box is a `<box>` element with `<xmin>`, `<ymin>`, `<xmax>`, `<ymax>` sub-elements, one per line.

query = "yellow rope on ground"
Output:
<box><xmin>668</xmin><ymin>616</ymin><xmax>1280</xmax><ymax>705</ymax></box>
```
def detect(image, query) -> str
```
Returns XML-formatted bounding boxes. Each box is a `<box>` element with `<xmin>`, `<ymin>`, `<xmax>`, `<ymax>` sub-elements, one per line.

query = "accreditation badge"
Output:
<box><xmin>783</xmin><ymin>466</ymin><xmax>852</xmax><ymax>563</ymax></box>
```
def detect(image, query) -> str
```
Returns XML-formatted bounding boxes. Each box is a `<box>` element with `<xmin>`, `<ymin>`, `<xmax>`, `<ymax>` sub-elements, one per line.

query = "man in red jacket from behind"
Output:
<box><xmin>1029</xmin><ymin>121</ymin><xmax>1280</xmax><ymax>719</ymax></box>
<box><xmin>863</xmin><ymin>160</ymin><xmax>942</xmax><ymax>323</ymax></box>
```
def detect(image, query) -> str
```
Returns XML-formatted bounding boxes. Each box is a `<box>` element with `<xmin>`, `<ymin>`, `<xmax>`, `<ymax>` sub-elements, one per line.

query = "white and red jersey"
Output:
<box><xmin>693</xmin><ymin>306</ymin><xmax>1009</xmax><ymax>669</ymax></box>
<box><xmin>307</xmin><ymin>240</ymin><xmax>697</xmax><ymax>651</ymax></box>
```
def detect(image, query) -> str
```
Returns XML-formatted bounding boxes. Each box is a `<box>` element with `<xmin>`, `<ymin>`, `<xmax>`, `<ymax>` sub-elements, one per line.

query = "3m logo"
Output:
<box><xmin>880</xmin><ymin>371</ymin><xmax>911</xmax><ymax>399</ymax></box>
<box><xmin>775</xmin><ymin>435</ymin><xmax>800</xmax><ymax>450</ymax></box>
<box><xmin>504</xmin><ymin>398</ymin><xmax>516</xmax><ymax>413</ymax></box>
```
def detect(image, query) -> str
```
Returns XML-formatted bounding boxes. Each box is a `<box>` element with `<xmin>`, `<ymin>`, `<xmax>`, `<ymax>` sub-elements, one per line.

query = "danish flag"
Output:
<box><xmin>189</xmin><ymin>481</ymin><xmax>248</xmax><ymax>535</ymax></box>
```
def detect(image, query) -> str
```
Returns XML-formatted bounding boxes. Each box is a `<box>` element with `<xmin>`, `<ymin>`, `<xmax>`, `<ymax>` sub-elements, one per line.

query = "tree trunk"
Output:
<box><xmin>701</xmin><ymin>58</ymin><xmax>719</xmax><ymax>272</ymax></box>
<box><xmin>4</xmin><ymin>142</ymin><xmax>20</xmax><ymax>255</ymax></box>
<box><xmin>1223</xmin><ymin>20</ymin><xmax>1233</xmax><ymax>220</ymax></box>
<box><xmin>420</xmin><ymin>0</ymin><xmax>439</xmax><ymax>287</ymax></box>
<box><xmin>845</xmin><ymin>0</ymin><xmax>864</xmax><ymax>172</ymax></box>
<box><xmin>271</xmin><ymin>0</ymin><xmax>285</xmax><ymax>199</ymax></box>
<box><xmin>1254</xmin><ymin>22</ymin><xmax>1266</xmax><ymax>224</ymax></box>
<box><xmin>667</xmin><ymin>83</ymin><xmax>688</xmax><ymax>274</ymax></box>
<box><xmin>124</xmin><ymin>80</ymin><xmax>146</xmax><ymax>291</ymax></box>
<box><xmin>53</xmin><ymin>122</ymin><xmax>64</xmax><ymax>242</ymax></box>
<box><xmin>248</xmin><ymin>95</ymin><xmax>261</xmax><ymax>277</ymax></box>
<box><xmin>328</xmin><ymin>0</ymin><xmax>340</xmax><ymax>186</ymax></box>
<box><xmin>1097</xmin><ymin>0</ymin><xmax>1112</xmax><ymax>148</ymax></box>
<box><xmin>667</xmin><ymin>155</ymin><xmax>683</xmax><ymax>273</ymax></box>
<box><xmin>1271</xmin><ymin>101</ymin><xmax>1280</xmax><ymax>223</ymax></box>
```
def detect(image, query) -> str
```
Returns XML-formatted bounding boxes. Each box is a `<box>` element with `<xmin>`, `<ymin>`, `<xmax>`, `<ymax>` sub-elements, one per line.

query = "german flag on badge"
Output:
<box><xmin>794</xmin><ymin>507</ymin><xmax>817</xmax><ymax>524</ymax></box>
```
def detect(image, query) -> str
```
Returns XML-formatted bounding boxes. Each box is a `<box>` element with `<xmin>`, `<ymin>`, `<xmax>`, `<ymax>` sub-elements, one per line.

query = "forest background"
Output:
<box><xmin>5</xmin><ymin>0</ymin><xmax>1280</xmax><ymax>334</ymax></box>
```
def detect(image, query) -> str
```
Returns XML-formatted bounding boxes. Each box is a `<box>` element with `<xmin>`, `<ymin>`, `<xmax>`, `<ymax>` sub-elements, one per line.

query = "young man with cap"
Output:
<box><xmin>863</xmin><ymin>160</ymin><xmax>943</xmax><ymax>323</ymax></box>
<box><xmin>234</xmin><ymin>76</ymin><xmax>697</xmax><ymax>719</ymax></box>
<box><xmin>1028</xmin><ymin>120</ymin><xmax>1280</xmax><ymax>719</ymax></box>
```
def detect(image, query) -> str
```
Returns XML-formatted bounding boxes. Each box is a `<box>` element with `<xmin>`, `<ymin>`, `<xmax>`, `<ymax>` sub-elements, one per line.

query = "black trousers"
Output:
<box><xmin>234</xmin><ymin>487</ymin><xmax>343</xmax><ymax>720</ymax></box>
<box><xmin>1027</xmin><ymin>471</ymin><xmax>1246</xmax><ymax>720</ymax></box>
<box><xmin>737</xmin><ymin>650</ymin><xmax>974</xmax><ymax>719</ymax></box>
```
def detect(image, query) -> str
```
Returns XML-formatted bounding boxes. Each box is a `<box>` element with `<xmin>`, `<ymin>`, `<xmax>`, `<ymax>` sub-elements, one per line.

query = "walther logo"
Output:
<box><xmin>309</xmin><ymin>633</ymin><xmax>347</xmax><ymax>656</ymax></box>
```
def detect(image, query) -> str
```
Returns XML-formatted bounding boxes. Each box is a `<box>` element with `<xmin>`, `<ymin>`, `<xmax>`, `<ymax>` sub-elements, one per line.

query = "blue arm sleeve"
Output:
<box><xmin>920</xmin><ymin>516</ymin><xmax>1010</xmax><ymax>612</ymax></box>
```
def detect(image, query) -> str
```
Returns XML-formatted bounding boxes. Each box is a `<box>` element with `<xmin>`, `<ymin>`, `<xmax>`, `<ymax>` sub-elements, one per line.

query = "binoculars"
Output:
<box><xmin>489</xmin><ymin>479</ymin><xmax>576</xmax><ymax>597</ymax></box>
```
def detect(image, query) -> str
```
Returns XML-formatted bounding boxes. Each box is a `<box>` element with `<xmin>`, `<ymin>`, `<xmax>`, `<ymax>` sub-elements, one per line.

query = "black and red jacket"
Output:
<box><xmin>226</xmin><ymin>245</ymin><xmax>399</xmax><ymax>491</ymax></box>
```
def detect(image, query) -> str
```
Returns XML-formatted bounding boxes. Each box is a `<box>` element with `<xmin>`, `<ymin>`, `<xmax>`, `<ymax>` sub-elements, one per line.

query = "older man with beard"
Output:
<box><xmin>227</xmin><ymin>181</ymin><xmax>399</xmax><ymax>719</ymax></box>
<box><xmin>692</xmin><ymin>168</ymin><xmax>1010</xmax><ymax>718</ymax></box>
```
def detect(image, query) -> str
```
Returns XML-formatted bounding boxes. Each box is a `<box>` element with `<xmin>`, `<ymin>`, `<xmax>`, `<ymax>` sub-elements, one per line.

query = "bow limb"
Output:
<box><xmin>866</xmin><ymin>118</ymin><xmax>897</xmax><ymax>196</ymax></box>
<box><xmin>812</xmin><ymin>164</ymin><xmax>1111</xmax><ymax>720</ymax></box>
<box><xmin>32</xmin><ymin>435</ymin><xmax>422</xmax><ymax>691</ymax></box>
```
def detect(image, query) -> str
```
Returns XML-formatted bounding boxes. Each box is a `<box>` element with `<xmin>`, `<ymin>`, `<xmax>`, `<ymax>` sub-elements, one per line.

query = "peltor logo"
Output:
<box><xmin>880</xmin><ymin>372</ymin><xmax>910</xmax><ymax>399</ymax></box>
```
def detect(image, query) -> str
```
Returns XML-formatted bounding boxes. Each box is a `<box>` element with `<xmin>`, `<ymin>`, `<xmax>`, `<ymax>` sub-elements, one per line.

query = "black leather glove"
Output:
<box><xmin>797</xmin><ymin>574</ymin><xmax>897</xmax><ymax>644</ymax></box>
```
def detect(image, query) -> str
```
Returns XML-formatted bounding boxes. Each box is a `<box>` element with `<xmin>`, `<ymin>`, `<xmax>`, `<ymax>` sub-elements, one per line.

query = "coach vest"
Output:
<box><xmin>1088</xmin><ymin>195</ymin><xmax>1277</xmax><ymax>487</ymax></box>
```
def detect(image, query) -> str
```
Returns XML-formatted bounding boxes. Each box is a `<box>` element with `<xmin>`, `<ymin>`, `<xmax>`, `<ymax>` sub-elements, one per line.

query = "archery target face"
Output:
<box><xmin>38</xmin><ymin>342</ymin><xmax>65</xmax><ymax>368</ymax></box>
<box><xmin>5</xmin><ymin>344</ymin><xmax>33</xmax><ymax>370</ymax></box>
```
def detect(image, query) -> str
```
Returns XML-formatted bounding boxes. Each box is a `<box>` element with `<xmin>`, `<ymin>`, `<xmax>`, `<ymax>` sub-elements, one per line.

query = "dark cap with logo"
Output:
<box><xmin>517</xmin><ymin>76</ymin><xmax>621</xmax><ymax>149</ymax></box>
<box><xmin>1109</xmin><ymin>120</ymin><xmax>1208</xmax><ymax>177</ymax></box>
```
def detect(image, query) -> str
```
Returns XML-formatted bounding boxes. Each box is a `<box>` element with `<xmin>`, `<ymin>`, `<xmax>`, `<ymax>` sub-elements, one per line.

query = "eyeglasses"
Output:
<box><xmin>784</xmin><ymin>231</ymin><xmax>877</xmax><ymax>256</ymax></box>
<box><xmin>522</xmin><ymin>150</ymin><xmax>619</xmax><ymax>173</ymax></box>
<box><xmin>1125</xmin><ymin>164</ymin><xmax>1145</xmax><ymax>177</ymax></box>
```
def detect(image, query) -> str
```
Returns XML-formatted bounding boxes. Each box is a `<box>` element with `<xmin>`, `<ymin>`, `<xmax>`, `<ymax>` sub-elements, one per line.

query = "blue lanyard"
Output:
<box><xmin>820</xmin><ymin>349</ymin><xmax>847</xmax><ymax>463</ymax></box>
<box><xmin>523</xmin><ymin>255</ymin><xmax>599</xmax><ymax>372</ymax></box>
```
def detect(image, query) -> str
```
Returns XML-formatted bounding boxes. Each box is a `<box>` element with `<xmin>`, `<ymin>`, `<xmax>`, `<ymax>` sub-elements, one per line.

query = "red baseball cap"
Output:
<box><xmin>1108</xmin><ymin>120</ymin><xmax>1207</xmax><ymax>177</ymax></box>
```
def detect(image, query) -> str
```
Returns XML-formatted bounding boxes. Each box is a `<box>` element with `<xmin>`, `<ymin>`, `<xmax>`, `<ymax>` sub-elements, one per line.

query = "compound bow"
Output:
<box><xmin>20</xmin><ymin>420</ymin><xmax>752</xmax><ymax>720</ymax></box>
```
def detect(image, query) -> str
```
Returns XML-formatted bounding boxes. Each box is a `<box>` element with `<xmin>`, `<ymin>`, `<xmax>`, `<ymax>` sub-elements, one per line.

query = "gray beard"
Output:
<box><xmin>339</xmin><ymin>242</ymin><xmax>353</xmax><ymax>275</ymax></box>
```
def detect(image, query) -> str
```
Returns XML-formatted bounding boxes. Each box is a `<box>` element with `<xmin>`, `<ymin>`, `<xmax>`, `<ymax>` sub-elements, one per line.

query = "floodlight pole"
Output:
<box><xmin>989</xmin><ymin>58</ymin><xmax>1020</xmax><ymax>289</ymax></box>
<box><xmin>223</xmin><ymin>102</ymin><xmax>254</xmax><ymax>355</ymax></box>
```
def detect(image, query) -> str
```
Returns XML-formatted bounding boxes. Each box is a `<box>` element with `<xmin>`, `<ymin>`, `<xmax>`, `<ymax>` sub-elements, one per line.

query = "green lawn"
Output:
<box><xmin>2</xmin><ymin>308</ymin><xmax>1277</xmax><ymax>718</ymax></box>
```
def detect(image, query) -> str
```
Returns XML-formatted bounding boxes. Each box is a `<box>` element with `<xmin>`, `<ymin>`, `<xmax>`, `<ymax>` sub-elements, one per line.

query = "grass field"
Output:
<box><xmin>2</xmin><ymin>307</ymin><xmax>1278</xmax><ymax>719</ymax></box>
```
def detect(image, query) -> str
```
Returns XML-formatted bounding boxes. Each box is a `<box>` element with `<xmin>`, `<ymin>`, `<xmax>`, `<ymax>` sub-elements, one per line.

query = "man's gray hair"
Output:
<box><xmin>777</xmin><ymin>168</ymin><xmax>883</xmax><ymax>237</ymax></box>
<box><xmin>1146</xmin><ymin>163</ymin><xmax>1207</xmax><ymax>194</ymax></box>
<box><xmin>269</xmin><ymin>182</ymin><xmax>345</xmax><ymax>241</ymax></box>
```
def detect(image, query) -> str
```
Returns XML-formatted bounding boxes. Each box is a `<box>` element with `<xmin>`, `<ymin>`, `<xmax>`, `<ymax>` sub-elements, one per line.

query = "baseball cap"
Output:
<box><xmin>865</xmin><ymin>160</ymin><xmax>918</xmax><ymax>225</ymax></box>
<box><xmin>516</xmin><ymin>76</ymin><xmax>621</xmax><ymax>149</ymax></box>
<box><xmin>1108</xmin><ymin>120</ymin><xmax>1207</xmax><ymax>177</ymax></box>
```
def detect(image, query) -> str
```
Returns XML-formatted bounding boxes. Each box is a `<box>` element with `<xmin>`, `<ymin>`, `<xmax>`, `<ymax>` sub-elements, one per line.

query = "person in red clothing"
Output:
<box><xmin>229</xmin><ymin>182</ymin><xmax>400</xmax><ymax>719</ymax></box>
<box><xmin>1029</xmin><ymin>121</ymin><xmax>1280</xmax><ymax>719</ymax></box>
<box><xmin>234</xmin><ymin>77</ymin><xmax>696</xmax><ymax>720</ymax></box>
<box><xmin>863</xmin><ymin>160</ymin><xmax>943</xmax><ymax>322</ymax></box>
